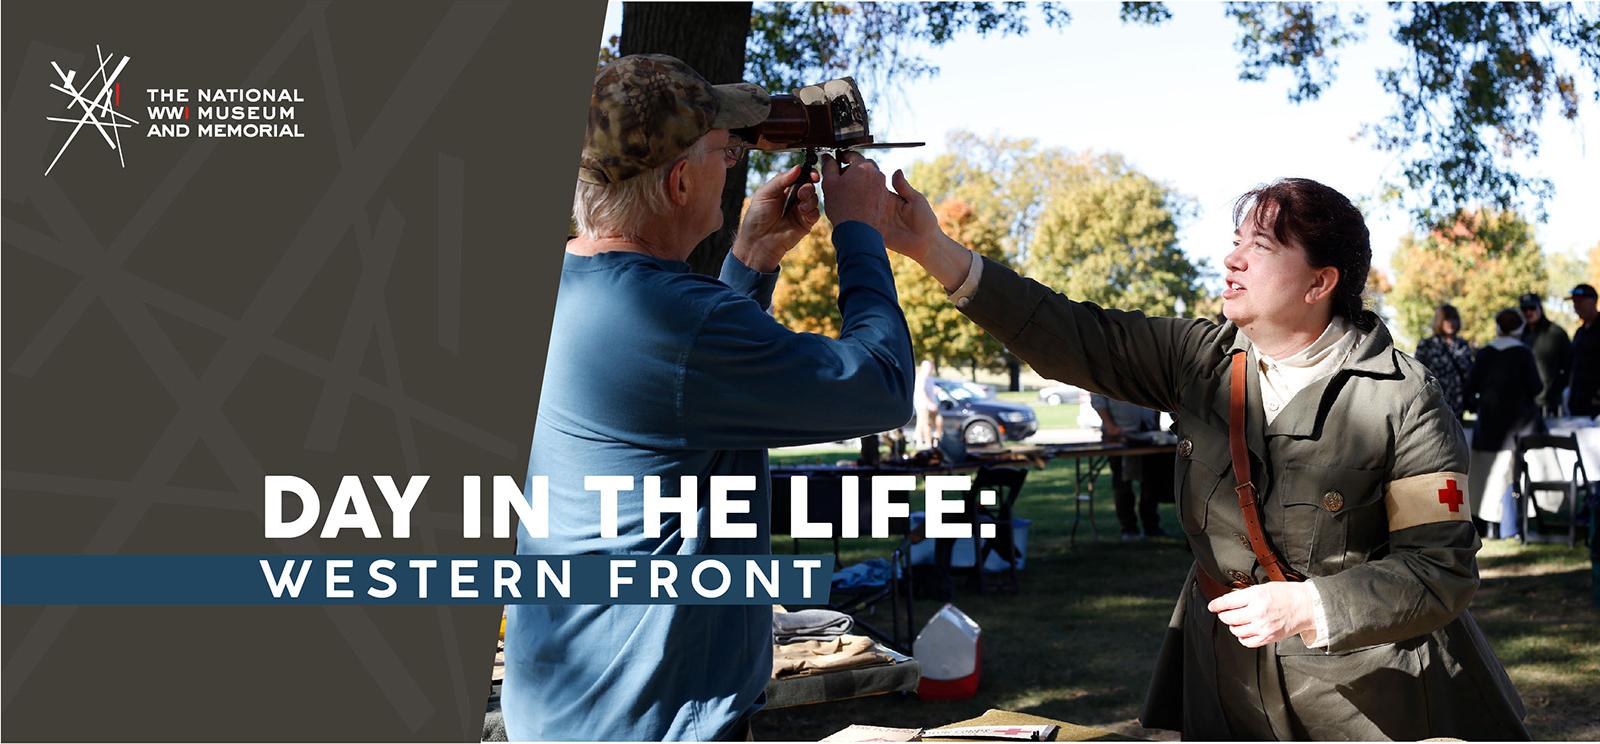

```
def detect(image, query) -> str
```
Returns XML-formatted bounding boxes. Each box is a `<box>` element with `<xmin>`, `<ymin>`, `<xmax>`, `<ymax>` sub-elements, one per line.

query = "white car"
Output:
<box><xmin>1038</xmin><ymin>383</ymin><xmax>1105</xmax><ymax>429</ymax></box>
<box><xmin>1037</xmin><ymin>383</ymin><xmax>1079</xmax><ymax>406</ymax></box>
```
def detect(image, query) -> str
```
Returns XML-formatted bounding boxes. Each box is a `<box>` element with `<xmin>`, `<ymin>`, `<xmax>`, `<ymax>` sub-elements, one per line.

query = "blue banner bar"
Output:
<box><xmin>1</xmin><ymin>555</ymin><xmax>836</xmax><ymax>605</ymax></box>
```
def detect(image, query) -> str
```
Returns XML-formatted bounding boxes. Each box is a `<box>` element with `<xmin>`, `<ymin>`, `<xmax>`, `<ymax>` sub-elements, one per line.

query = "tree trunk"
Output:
<box><xmin>1006</xmin><ymin>354</ymin><xmax>1021</xmax><ymax>392</ymax></box>
<box><xmin>621</xmin><ymin>2</ymin><xmax>754</xmax><ymax>276</ymax></box>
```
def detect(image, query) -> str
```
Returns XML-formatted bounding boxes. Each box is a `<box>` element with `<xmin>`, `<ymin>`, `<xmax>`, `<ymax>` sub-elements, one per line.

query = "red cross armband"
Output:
<box><xmin>1384</xmin><ymin>471</ymin><xmax>1472</xmax><ymax>532</ymax></box>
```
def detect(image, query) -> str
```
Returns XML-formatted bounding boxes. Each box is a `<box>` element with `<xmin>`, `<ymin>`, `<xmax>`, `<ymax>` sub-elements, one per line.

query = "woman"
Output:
<box><xmin>1464</xmin><ymin>309</ymin><xmax>1544</xmax><ymax>537</ymax></box>
<box><xmin>841</xmin><ymin>155</ymin><xmax>1527</xmax><ymax>740</ymax></box>
<box><xmin>1415</xmin><ymin>303</ymin><xmax>1475</xmax><ymax>420</ymax></box>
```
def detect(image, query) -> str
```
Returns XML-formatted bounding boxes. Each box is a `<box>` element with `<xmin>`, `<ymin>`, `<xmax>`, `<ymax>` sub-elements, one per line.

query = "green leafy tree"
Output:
<box><xmin>611</xmin><ymin>3</ymin><xmax>1599</xmax><ymax>271</ymax></box>
<box><xmin>1588</xmin><ymin>240</ymin><xmax>1600</xmax><ymax>289</ymax></box>
<box><xmin>907</xmin><ymin>132</ymin><xmax>1074</xmax><ymax>264</ymax></box>
<box><xmin>890</xmin><ymin>199</ymin><xmax>1011</xmax><ymax>374</ymax></box>
<box><xmin>1366</xmin><ymin>266</ymin><xmax>1394</xmax><ymax>322</ymax></box>
<box><xmin>907</xmin><ymin>134</ymin><xmax>1207</xmax><ymax>317</ymax></box>
<box><xmin>1220</xmin><ymin>2</ymin><xmax>1600</xmax><ymax>225</ymax></box>
<box><xmin>745</xmin><ymin>3</ymin><xmax>1070</xmax><ymax>111</ymax></box>
<box><xmin>899</xmin><ymin>133</ymin><xmax>1207</xmax><ymax>370</ymax></box>
<box><xmin>1190</xmin><ymin>292</ymin><xmax>1225</xmax><ymax>323</ymax></box>
<box><xmin>1543</xmin><ymin>249</ymin><xmax>1588</xmax><ymax>333</ymax></box>
<box><xmin>1389</xmin><ymin>209</ymin><xmax>1547</xmax><ymax>347</ymax></box>
<box><xmin>773</xmin><ymin>137</ymin><xmax>1206</xmax><ymax>376</ymax></box>
<box><xmin>1025</xmin><ymin>155</ymin><xmax>1202</xmax><ymax>316</ymax></box>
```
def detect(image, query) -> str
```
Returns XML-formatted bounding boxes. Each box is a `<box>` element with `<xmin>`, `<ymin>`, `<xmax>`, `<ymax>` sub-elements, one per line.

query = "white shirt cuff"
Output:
<box><xmin>1299</xmin><ymin>580</ymin><xmax>1331</xmax><ymax>649</ymax></box>
<box><xmin>947</xmin><ymin>249</ymin><xmax>983</xmax><ymax>308</ymax></box>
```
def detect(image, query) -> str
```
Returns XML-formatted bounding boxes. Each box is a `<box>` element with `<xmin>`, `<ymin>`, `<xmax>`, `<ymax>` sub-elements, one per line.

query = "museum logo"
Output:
<box><xmin>44</xmin><ymin>43</ymin><xmax>309</xmax><ymax>176</ymax></box>
<box><xmin>45</xmin><ymin>44</ymin><xmax>137</xmax><ymax>176</ymax></box>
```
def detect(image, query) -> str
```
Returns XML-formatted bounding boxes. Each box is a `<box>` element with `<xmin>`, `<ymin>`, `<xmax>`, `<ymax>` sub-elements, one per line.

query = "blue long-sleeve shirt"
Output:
<box><xmin>502</xmin><ymin>221</ymin><xmax>913</xmax><ymax>741</ymax></box>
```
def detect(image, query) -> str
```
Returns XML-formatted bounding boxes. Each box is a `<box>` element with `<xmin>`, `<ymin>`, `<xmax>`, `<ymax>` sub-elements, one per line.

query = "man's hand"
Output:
<box><xmin>1092</xmin><ymin>402</ymin><xmax>1122</xmax><ymax>441</ymax></box>
<box><xmin>821</xmin><ymin>154</ymin><xmax>973</xmax><ymax>291</ymax></box>
<box><xmin>730</xmin><ymin>164</ymin><xmax>820</xmax><ymax>273</ymax></box>
<box><xmin>1206</xmin><ymin>582</ymin><xmax>1319</xmax><ymax>648</ymax></box>
<box><xmin>818</xmin><ymin>151</ymin><xmax>898</xmax><ymax>231</ymax></box>
<box><xmin>816</xmin><ymin>153</ymin><xmax>944</xmax><ymax>259</ymax></box>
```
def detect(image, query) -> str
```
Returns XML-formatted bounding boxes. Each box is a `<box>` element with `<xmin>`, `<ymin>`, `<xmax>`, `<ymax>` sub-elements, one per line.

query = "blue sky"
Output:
<box><xmin>601</xmin><ymin>2</ymin><xmax>1598</xmax><ymax>291</ymax></box>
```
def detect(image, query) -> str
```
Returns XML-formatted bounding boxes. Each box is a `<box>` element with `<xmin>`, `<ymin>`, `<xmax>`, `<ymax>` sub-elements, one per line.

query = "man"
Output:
<box><xmin>1088</xmin><ymin>393</ymin><xmax>1169</xmax><ymax>540</ymax></box>
<box><xmin>1566</xmin><ymin>283</ymin><xmax>1600</xmax><ymax>416</ymax></box>
<box><xmin>502</xmin><ymin>54</ymin><xmax>914</xmax><ymax>741</ymax></box>
<box><xmin>1518</xmin><ymin>292</ymin><xmax>1571</xmax><ymax>417</ymax></box>
<box><xmin>864</xmin><ymin>171</ymin><xmax>1526</xmax><ymax>738</ymax></box>
<box><xmin>913</xmin><ymin>359</ymin><xmax>941</xmax><ymax>449</ymax></box>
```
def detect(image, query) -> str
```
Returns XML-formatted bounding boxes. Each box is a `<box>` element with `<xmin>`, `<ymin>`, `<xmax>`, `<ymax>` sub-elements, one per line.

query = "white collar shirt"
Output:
<box><xmin>1253</xmin><ymin>315</ymin><xmax>1363</xmax><ymax>426</ymax></box>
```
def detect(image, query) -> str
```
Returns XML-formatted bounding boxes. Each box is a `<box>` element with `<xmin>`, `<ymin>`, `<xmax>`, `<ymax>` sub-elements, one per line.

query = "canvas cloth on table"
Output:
<box><xmin>771</xmin><ymin>635</ymin><xmax>891</xmax><ymax>678</ymax></box>
<box><xmin>773</xmin><ymin>608</ymin><xmax>853</xmax><ymax>644</ymax></box>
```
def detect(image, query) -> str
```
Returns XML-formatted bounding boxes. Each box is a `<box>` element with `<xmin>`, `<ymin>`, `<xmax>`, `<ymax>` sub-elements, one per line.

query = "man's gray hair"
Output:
<box><xmin>573</xmin><ymin>137</ymin><xmax>712</xmax><ymax>238</ymax></box>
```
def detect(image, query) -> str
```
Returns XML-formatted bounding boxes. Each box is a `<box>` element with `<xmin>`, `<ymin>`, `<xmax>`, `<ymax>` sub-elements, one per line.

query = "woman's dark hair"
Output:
<box><xmin>1433</xmin><ymin>303</ymin><xmax>1461</xmax><ymax>336</ymax></box>
<box><xmin>1495</xmin><ymin>308</ymin><xmax>1523</xmax><ymax>336</ymax></box>
<box><xmin>1233</xmin><ymin>178</ymin><xmax>1373</xmax><ymax>331</ymax></box>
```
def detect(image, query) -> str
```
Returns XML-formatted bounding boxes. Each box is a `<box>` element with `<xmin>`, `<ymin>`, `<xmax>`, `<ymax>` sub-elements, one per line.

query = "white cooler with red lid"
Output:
<box><xmin>913</xmin><ymin>603</ymin><xmax>981</xmax><ymax>699</ymax></box>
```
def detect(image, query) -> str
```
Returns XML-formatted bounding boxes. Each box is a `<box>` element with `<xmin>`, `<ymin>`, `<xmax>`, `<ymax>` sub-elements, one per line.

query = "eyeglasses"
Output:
<box><xmin>717</xmin><ymin>141</ymin><xmax>751</xmax><ymax>168</ymax></box>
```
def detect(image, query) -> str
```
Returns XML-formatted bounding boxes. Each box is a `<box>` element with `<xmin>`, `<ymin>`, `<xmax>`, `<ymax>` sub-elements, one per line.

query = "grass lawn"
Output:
<box><xmin>1472</xmin><ymin>539</ymin><xmax>1600</xmax><ymax>739</ymax></box>
<box><xmin>995</xmin><ymin>390</ymin><xmax>1081</xmax><ymax>431</ymax></box>
<box><xmin>758</xmin><ymin>453</ymin><xmax>1600</xmax><ymax>740</ymax></box>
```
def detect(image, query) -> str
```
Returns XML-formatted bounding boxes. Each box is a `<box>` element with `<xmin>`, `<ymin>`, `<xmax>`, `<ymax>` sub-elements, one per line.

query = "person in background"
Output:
<box><xmin>1464</xmin><ymin>309</ymin><xmax>1544</xmax><ymax>538</ymax></box>
<box><xmin>1565</xmin><ymin>283</ymin><xmax>1600</xmax><ymax>417</ymax></box>
<box><xmin>1089</xmin><ymin>392</ymin><xmax>1169</xmax><ymax>540</ymax></box>
<box><xmin>1518</xmin><ymin>292</ymin><xmax>1571</xmax><ymax>417</ymax></box>
<box><xmin>1415</xmin><ymin>303</ymin><xmax>1474</xmax><ymax>422</ymax></box>
<box><xmin>913</xmin><ymin>359</ymin><xmax>942</xmax><ymax>449</ymax></box>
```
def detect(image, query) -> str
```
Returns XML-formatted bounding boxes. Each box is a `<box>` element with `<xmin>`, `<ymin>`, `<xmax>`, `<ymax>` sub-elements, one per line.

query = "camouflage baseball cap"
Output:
<box><xmin>578</xmin><ymin>54</ymin><xmax>770</xmax><ymax>185</ymax></box>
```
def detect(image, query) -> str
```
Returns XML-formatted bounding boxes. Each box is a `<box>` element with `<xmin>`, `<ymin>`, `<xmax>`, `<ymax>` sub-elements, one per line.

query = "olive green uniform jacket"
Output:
<box><xmin>958</xmin><ymin>258</ymin><xmax>1528</xmax><ymax>740</ymax></box>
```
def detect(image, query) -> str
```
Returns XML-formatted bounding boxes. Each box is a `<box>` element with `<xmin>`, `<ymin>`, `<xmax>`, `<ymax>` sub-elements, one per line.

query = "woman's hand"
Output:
<box><xmin>879</xmin><ymin>169</ymin><xmax>941</xmax><ymax>262</ymax></box>
<box><xmin>1207</xmin><ymin>582</ymin><xmax>1319</xmax><ymax>648</ymax></box>
<box><xmin>879</xmin><ymin>169</ymin><xmax>975</xmax><ymax>292</ymax></box>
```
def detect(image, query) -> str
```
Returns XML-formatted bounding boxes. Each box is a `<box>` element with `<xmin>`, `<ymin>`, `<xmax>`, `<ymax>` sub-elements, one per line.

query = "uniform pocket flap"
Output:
<box><xmin>1176</xmin><ymin>427</ymin><xmax>1232</xmax><ymax>535</ymax></box>
<box><xmin>1279</xmin><ymin>465</ymin><xmax>1384</xmax><ymax>509</ymax></box>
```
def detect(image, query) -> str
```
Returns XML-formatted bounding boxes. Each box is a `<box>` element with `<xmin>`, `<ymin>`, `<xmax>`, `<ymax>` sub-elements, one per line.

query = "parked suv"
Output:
<box><xmin>929</xmin><ymin>378</ymin><xmax>1037</xmax><ymax>445</ymax></box>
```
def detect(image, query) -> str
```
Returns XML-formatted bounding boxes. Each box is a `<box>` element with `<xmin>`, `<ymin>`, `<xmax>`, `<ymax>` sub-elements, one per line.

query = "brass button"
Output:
<box><xmin>1234</xmin><ymin>532</ymin><xmax>1252</xmax><ymax>550</ymax></box>
<box><xmin>1177</xmin><ymin>438</ymin><xmax>1194</xmax><ymax>458</ymax></box>
<box><xmin>1226</xmin><ymin>569</ymin><xmax>1253</xmax><ymax>587</ymax></box>
<box><xmin>1323</xmin><ymin>490</ymin><xmax>1344</xmax><ymax>512</ymax></box>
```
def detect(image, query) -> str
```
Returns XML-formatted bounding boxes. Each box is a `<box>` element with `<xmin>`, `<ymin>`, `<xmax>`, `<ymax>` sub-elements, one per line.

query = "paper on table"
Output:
<box><xmin>821</xmin><ymin>724</ymin><xmax>923</xmax><ymax>742</ymax></box>
<box><xmin>922</xmin><ymin>724</ymin><xmax>1059</xmax><ymax>741</ymax></box>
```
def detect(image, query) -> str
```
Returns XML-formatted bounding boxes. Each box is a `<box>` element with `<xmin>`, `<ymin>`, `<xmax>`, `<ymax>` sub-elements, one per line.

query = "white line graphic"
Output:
<box><xmin>45</xmin><ymin>45</ymin><xmax>141</xmax><ymax>175</ymax></box>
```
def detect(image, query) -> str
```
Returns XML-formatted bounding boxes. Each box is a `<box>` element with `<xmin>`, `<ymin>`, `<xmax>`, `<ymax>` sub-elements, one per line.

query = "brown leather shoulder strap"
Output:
<box><xmin>1229</xmin><ymin>350</ymin><xmax>1303</xmax><ymax>583</ymax></box>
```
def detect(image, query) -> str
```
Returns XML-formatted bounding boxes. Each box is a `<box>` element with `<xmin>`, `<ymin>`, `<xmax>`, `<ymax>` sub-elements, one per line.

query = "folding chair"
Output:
<box><xmin>1512</xmin><ymin>433</ymin><xmax>1591</xmax><ymax>547</ymax></box>
<box><xmin>932</xmin><ymin>466</ymin><xmax>1028</xmax><ymax>595</ymax></box>
<box><xmin>971</xmin><ymin>466</ymin><xmax>1028</xmax><ymax>593</ymax></box>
